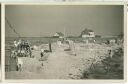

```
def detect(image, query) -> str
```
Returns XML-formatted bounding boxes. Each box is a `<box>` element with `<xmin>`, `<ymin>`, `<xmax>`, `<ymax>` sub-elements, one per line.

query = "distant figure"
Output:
<box><xmin>20</xmin><ymin>49</ymin><xmax>26</xmax><ymax>57</ymax></box>
<box><xmin>39</xmin><ymin>48</ymin><xmax>45</xmax><ymax>61</ymax></box>
<box><xmin>108</xmin><ymin>49</ymin><xmax>114</xmax><ymax>58</ymax></box>
<box><xmin>94</xmin><ymin>40</ymin><xmax>96</xmax><ymax>43</ymax></box>
<box><xmin>17</xmin><ymin>39</ymin><xmax>22</xmax><ymax>50</ymax></box>
<box><xmin>86</xmin><ymin>40</ymin><xmax>89</xmax><ymax>44</ymax></box>
<box><xmin>24</xmin><ymin>42</ymin><xmax>31</xmax><ymax>57</ymax></box>
<box><xmin>67</xmin><ymin>40</ymin><xmax>76</xmax><ymax>56</ymax></box>
<box><xmin>106</xmin><ymin>40</ymin><xmax>110</xmax><ymax>45</ymax></box>
<box><xmin>57</xmin><ymin>40</ymin><xmax>62</xmax><ymax>47</ymax></box>
<box><xmin>14</xmin><ymin>40</ymin><xmax>17</xmax><ymax>47</ymax></box>
<box><xmin>14</xmin><ymin>40</ymin><xmax>19</xmax><ymax>50</ymax></box>
<box><xmin>68</xmin><ymin>40</ymin><xmax>74</xmax><ymax>50</ymax></box>
<box><xmin>11</xmin><ymin>50</ymin><xmax>17</xmax><ymax>58</ymax></box>
<box><xmin>33</xmin><ymin>45</ymin><xmax>38</xmax><ymax>50</ymax></box>
<box><xmin>16</xmin><ymin>57</ymin><xmax>23</xmax><ymax>71</ymax></box>
<box><xmin>109</xmin><ymin>39</ymin><xmax>116</xmax><ymax>45</ymax></box>
<box><xmin>41</xmin><ymin>49</ymin><xmax>44</xmax><ymax>58</ymax></box>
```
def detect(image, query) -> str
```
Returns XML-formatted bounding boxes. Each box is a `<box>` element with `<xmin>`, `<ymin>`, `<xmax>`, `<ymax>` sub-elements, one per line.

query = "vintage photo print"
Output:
<box><xmin>4</xmin><ymin>4</ymin><xmax>125</xmax><ymax>81</ymax></box>
<box><xmin>0</xmin><ymin>3</ymin><xmax>1</xmax><ymax>81</ymax></box>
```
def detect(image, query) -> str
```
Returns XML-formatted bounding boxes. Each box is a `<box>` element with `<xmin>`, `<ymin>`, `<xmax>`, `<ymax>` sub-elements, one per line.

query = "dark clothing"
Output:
<box><xmin>41</xmin><ymin>52</ymin><xmax>44</xmax><ymax>57</ymax></box>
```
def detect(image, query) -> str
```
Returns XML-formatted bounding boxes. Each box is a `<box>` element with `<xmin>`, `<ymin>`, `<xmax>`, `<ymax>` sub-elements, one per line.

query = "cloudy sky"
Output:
<box><xmin>5</xmin><ymin>5</ymin><xmax>123</xmax><ymax>37</ymax></box>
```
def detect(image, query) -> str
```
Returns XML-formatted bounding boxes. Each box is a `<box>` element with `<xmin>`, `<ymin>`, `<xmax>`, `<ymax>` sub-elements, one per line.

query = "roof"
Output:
<box><xmin>81</xmin><ymin>28</ymin><xmax>94</xmax><ymax>35</ymax></box>
<box><xmin>56</xmin><ymin>32</ymin><xmax>64</xmax><ymax>36</ymax></box>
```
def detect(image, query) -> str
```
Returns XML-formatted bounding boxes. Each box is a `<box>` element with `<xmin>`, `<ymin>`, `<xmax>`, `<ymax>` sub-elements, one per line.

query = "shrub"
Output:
<box><xmin>81</xmin><ymin>47</ymin><xmax>124</xmax><ymax>79</ymax></box>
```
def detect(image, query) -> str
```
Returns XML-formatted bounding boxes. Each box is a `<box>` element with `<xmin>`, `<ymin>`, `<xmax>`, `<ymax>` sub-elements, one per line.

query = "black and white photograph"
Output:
<box><xmin>5</xmin><ymin>5</ymin><xmax>124</xmax><ymax>80</ymax></box>
<box><xmin>0</xmin><ymin>4</ymin><xmax>1</xmax><ymax>80</ymax></box>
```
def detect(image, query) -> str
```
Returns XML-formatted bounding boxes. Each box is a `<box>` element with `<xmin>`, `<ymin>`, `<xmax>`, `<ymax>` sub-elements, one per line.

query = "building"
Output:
<box><xmin>53</xmin><ymin>32</ymin><xmax>64</xmax><ymax>38</ymax></box>
<box><xmin>80</xmin><ymin>28</ymin><xmax>95</xmax><ymax>38</ymax></box>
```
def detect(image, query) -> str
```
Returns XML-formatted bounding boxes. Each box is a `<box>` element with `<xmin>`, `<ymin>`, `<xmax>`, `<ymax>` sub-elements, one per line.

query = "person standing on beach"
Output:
<box><xmin>41</xmin><ymin>48</ymin><xmax>44</xmax><ymax>58</ymax></box>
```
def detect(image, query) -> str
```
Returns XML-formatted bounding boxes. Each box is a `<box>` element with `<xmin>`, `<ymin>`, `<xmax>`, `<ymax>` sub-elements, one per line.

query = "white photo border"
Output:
<box><xmin>1</xmin><ymin>2</ymin><xmax>127</xmax><ymax>83</ymax></box>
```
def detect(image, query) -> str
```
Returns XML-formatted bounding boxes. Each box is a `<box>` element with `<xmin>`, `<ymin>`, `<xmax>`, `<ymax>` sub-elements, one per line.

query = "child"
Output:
<box><xmin>41</xmin><ymin>49</ymin><xmax>44</xmax><ymax>58</ymax></box>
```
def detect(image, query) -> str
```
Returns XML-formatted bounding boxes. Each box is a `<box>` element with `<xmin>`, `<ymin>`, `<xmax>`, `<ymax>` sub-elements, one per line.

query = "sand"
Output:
<box><xmin>5</xmin><ymin>42</ymin><xmax>120</xmax><ymax>79</ymax></box>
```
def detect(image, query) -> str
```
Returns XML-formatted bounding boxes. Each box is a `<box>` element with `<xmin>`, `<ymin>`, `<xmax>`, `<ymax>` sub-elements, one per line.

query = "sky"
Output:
<box><xmin>5</xmin><ymin>5</ymin><xmax>123</xmax><ymax>37</ymax></box>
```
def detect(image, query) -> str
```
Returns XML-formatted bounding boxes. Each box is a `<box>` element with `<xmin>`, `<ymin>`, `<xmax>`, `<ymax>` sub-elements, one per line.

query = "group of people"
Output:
<box><xmin>10</xmin><ymin>39</ymin><xmax>32</xmax><ymax>71</ymax></box>
<box><xmin>13</xmin><ymin>39</ymin><xmax>32</xmax><ymax>57</ymax></box>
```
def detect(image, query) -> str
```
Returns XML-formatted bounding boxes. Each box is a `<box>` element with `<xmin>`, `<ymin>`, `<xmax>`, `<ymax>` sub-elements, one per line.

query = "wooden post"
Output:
<box><xmin>73</xmin><ymin>42</ymin><xmax>76</xmax><ymax>56</ymax></box>
<box><xmin>49</xmin><ymin>42</ymin><xmax>52</xmax><ymax>52</ymax></box>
